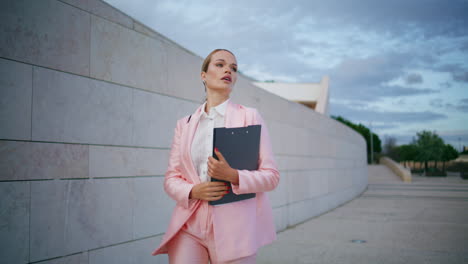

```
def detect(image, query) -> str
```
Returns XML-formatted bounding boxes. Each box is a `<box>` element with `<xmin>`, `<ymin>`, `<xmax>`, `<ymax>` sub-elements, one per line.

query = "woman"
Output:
<box><xmin>152</xmin><ymin>49</ymin><xmax>280</xmax><ymax>263</ymax></box>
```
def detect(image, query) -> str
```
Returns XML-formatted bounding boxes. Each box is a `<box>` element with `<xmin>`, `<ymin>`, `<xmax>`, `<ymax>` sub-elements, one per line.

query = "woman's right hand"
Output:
<box><xmin>189</xmin><ymin>182</ymin><xmax>229</xmax><ymax>201</ymax></box>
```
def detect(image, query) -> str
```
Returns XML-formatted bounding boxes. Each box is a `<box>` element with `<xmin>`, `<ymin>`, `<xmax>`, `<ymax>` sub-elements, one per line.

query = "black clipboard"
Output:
<box><xmin>209</xmin><ymin>125</ymin><xmax>261</xmax><ymax>205</ymax></box>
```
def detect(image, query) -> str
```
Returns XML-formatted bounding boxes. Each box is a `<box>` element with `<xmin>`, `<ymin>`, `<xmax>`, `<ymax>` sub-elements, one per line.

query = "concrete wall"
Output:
<box><xmin>253</xmin><ymin>77</ymin><xmax>330</xmax><ymax>116</ymax></box>
<box><xmin>380</xmin><ymin>157</ymin><xmax>412</xmax><ymax>182</ymax></box>
<box><xmin>316</xmin><ymin>76</ymin><xmax>330</xmax><ymax>115</ymax></box>
<box><xmin>0</xmin><ymin>0</ymin><xmax>368</xmax><ymax>263</ymax></box>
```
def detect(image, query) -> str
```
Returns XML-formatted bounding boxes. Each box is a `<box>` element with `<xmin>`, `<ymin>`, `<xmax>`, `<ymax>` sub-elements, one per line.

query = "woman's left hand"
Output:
<box><xmin>207</xmin><ymin>148</ymin><xmax>239</xmax><ymax>184</ymax></box>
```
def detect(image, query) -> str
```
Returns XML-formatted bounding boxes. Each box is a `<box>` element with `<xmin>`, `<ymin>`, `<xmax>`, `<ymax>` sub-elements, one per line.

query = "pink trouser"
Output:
<box><xmin>167</xmin><ymin>201</ymin><xmax>256</xmax><ymax>264</ymax></box>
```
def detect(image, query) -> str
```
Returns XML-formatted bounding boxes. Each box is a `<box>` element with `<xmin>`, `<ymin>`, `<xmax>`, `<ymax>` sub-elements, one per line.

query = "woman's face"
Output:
<box><xmin>202</xmin><ymin>50</ymin><xmax>238</xmax><ymax>94</ymax></box>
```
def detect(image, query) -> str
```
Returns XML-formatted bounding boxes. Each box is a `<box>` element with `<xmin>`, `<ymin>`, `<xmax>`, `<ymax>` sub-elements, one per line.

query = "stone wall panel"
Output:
<box><xmin>268</xmin><ymin>171</ymin><xmax>288</xmax><ymax>208</ymax></box>
<box><xmin>0</xmin><ymin>182</ymin><xmax>30</xmax><ymax>264</ymax></box>
<box><xmin>0</xmin><ymin>59</ymin><xmax>32</xmax><ymax>140</ymax></box>
<box><xmin>132</xmin><ymin>89</ymin><xmax>197</xmax><ymax>148</ymax></box>
<box><xmin>90</xmin><ymin>15</ymin><xmax>166</xmax><ymax>94</ymax></box>
<box><xmin>32</xmin><ymin>67</ymin><xmax>133</xmax><ymax>145</ymax></box>
<box><xmin>89</xmin><ymin>235</ymin><xmax>167</xmax><ymax>264</ymax></box>
<box><xmin>272</xmin><ymin>206</ymin><xmax>288</xmax><ymax>232</ymax></box>
<box><xmin>165</xmin><ymin>44</ymin><xmax>204</xmax><ymax>101</ymax></box>
<box><xmin>65</xmin><ymin>179</ymin><xmax>134</xmax><ymax>254</ymax></box>
<box><xmin>88</xmin><ymin>0</ymin><xmax>133</xmax><ymax>28</ymax></box>
<box><xmin>30</xmin><ymin>180</ymin><xmax>67</xmax><ymax>262</ymax></box>
<box><xmin>0</xmin><ymin>0</ymin><xmax>90</xmax><ymax>75</ymax></box>
<box><xmin>39</xmin><ymin>252</ymin><xmax>88</xmax><ymax>264</ymax></box>
<box><xmin>133</xmin><ymin>177</ymin><xmax>174</xmax><ymax>238</ymax></box>
<box><xmin>89</xmin><ymin>145</ymin><xmax>169</xmax><ymax>178</ymax></box>
<box><xmin>0</xmin><ymin>141</ymin><xmax>88</xmax><ymax>181</ymax></box>
<box><xmin>60</xmin><ymin>0</ymin><xmax>89</xmax><ymax>11</ymax></box>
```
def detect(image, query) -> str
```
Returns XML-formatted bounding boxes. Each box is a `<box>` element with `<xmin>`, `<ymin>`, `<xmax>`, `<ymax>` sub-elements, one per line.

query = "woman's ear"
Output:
<box><xmin>201</xmin><ymin>71</ymin><xmax>206</xmax><ymax>82</ymax></box>
<box><xmin>201</xmin><ymin>72</ymin><xmax>207</xmax><ymax>92</ymax></box>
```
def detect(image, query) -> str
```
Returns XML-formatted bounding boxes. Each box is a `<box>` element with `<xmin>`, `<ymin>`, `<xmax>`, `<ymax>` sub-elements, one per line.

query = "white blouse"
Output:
<box><xmin>190</xmin><ymin>99</ymin><xmax>229</xmax><ymax>182</ymax></box>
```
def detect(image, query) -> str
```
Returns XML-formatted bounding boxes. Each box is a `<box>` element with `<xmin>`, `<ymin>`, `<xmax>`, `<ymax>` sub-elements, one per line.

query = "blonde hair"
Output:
<box><xmin>201</xmin><ymin>49</ymin><xmax>235</xmax><ymax>73</ymax></box>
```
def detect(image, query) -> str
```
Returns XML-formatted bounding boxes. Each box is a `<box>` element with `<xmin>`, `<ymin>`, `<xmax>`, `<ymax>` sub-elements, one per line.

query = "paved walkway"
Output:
<box><xmin>257</xmin><ymin>165</ymin><xmax>468</xmax><ymax>264</ymax></box>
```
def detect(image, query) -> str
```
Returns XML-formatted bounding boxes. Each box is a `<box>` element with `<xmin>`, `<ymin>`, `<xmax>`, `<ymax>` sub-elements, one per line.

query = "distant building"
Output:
<box><xmin>455</xmin><ymin>146</ymin><xmax>468</xmax><ymax>162</ymax></box>
<box><xmin>253</xmin><ymin>76</ymin><xmax>330</xmax><ymax>115</ymax></box>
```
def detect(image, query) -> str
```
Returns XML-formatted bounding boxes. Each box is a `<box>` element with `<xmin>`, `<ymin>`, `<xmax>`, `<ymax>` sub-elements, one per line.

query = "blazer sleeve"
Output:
<box><xmin>163</xmin><ymin>118</ymin><xmax>195</xmax><ymax>209</ymax></box>
<box><xmin>231</xmin><ymin>109</ymin><xmax>280</xmax><ymax>194</ymax></box>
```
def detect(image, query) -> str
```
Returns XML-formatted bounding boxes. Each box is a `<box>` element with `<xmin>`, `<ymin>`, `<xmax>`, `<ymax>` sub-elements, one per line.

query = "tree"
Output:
<box><xmin>332</xmin><ymin>116</ymin><xmax>382</xmax><ymax>164</ymax></box>
<box><xmin>441</xmin><ymin>144</ymin><xmax>459</xmax><ymax>171</ymax></box>
<box><xmin>383</xmin><ymin>136</ymin><xmax>399</xmax><ymax>161</ymax></box>
<box><xmin>371</xmin><ymin>133</ymin><xmax>382</xmax><ymax>162</ymax></box>
<box><xmin>414</xmin><ymin>130</ymin><xmax>445</xmax><ymax>172</ymax></box>
<box><xmin>398</xmin><ymin>144</ymin><xmax>418</xmax><ymax>168</ymax></box>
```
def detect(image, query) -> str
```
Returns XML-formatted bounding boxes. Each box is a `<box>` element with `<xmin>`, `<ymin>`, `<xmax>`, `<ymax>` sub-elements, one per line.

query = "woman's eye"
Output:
<box><xmin>232</xmin><ymin>67</ymin><xmax>238</xmax><ymax>72</ymax></box>
<box><xmin>216</xmin><ymin>63</ymin><xmax>223</xmax><ymax>67</ymax></box>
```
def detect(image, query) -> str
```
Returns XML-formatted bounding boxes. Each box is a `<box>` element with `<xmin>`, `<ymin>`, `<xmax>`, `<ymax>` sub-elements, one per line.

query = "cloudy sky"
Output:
<box><xmin>104</xmin><ymin>0</ymin><xmax>468</xmax><ymax>149</ymax></box>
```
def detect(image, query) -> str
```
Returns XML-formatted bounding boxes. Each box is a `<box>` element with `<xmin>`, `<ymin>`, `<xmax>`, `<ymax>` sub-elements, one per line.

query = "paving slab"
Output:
<box><xmin>257</xmin><ymin>165</ymin><xmax>468</xmax><ymax>264</ymax></box>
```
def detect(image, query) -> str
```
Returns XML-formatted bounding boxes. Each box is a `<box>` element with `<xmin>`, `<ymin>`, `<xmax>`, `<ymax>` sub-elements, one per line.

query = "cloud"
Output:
<box><xmin>433</xmin><ymin>129</ymin><xmax>468</xmax><ymax>149</ymax></box>
<box><xmin>435</xmin><ymin>63</ymin><xmax>468</xmax><ymax>83</ymax></box>
<box><xmin>405</xmin><ymin>73</ymin><xmax>423</xmax><ymax>84</ymax></box>
<box><xmin>430</xmin><ymin>98</ymin><xmax>445</xmax><ymax>108</ymax></box>
<box><xmin>330</xmin><ymin>101</ymin><xmax>447</xmax><ymax>124</ymax></box>
<box><xmin>327</xmin><ymin>54</ymin><xmax>439</xmax><ymax>101</ymax></box>
<box><xmin>388</xmin><ymin>134</ymin><xmax>415</xmax><ymax>145</ymax></box>
<box><xmin>439</xmin><ymin>81</ymin><xmax>452</xmax><ymax>88</ymax></box>
<box><xmin>293</xmin><ymin>0</ymin><xmax>468</xmax><ymax>38</ymax></box>
<box><xmin>101</xmin><ymin>0</ymin><xmax>468</xmax><ymax>150</ymax></box>
<box><xmin>437</xmin><ymin>63</ymin><xmax>463</xmax><ymax>72</ymax></box>
<box><xmin>455</xmin><ymin>98</ymin><xmax>468</xmax><ymax>112</ymax></box>
<box><xmin>430</xmin><ymin>98</ymin><xmax>468</xmax><ymax>113</ymax></box>
<box><xmin>375</xmin><ymin>85</ymin><xmax>437</xmax><ymax>98</ymax></box>
<box><xmin>103</xmin><ymin>0</ymin><xmax>468</xmax><ymax>96</ymax></box>
<box><xmin>461</xmin><ymin>41</ymin><xmax>468</xmax><ymax>51</ymax></box>
<box><xmin>371</xmin><ymin>124</ymin><xmax>400</xmax><ymax>130</ymax></box>
<box><xmin>453</xmin><ymin>71</ymin><xmax>468</xmax><ymax>82</ymax></box>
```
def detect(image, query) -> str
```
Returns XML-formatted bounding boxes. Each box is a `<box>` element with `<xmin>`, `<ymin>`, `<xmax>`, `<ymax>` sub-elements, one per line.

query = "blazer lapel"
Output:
<box><xmin>183</xmin><ymin>103</ymin><xmax>204</xmax><ymax>185</ymax></box>
<box><xmin>225</xmin><ymin>100</ymin><xmax>246</xmax><ymax>128</ymax></box>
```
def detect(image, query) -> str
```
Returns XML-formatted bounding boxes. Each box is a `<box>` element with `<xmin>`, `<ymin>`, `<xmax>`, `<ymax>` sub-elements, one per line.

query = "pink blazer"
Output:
<box><xmin>152</xmin><ymin>100</ymin><xmax>280</xmax><ymax>261</ymax></box>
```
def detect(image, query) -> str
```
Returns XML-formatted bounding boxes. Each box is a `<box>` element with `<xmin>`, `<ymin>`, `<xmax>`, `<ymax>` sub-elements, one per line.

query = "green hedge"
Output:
<box><xmin>446</xmin><ymin>162</ymin><xmax>468</xmax><ymax>180</ymax></box>
<box><xmin>425</xmin><ymin>168</ymin><xmax>447</xmax><ymax>177</ymax></box>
